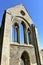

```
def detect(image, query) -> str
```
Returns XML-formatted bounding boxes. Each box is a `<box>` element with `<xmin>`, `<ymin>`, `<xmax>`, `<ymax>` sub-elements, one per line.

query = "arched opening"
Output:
<box><xmin>12</xmin><ymin>23</ymin><xmax>19</xmax><ymax>42</ymax></box>
<box><xmin>20</xmin><ymin>21</ymin><xmax>27</xmax><ymax>44</ymax></box>
<box><xmin>20</xmin><ymin>23</ymin><xmax>24</xmax><ymax>44</ymax></box>
<box><xmin>21</xmin><ymin>51</ymin><xmax>30</xmax><ymax>65</ymax></box>
<box><xmin>27</xmin><ymin>28</ymin><xmax>31</xmax><ymax>44</ymax></box>
<box><xmin>26</xmin><ymin>28</ymin><xmax>31</xmax><ymax>44</ymax></box>
<box><xmin>26</xmin><ymin>32</ymin><xmax>29</xmax><ymax>44</ymax></box>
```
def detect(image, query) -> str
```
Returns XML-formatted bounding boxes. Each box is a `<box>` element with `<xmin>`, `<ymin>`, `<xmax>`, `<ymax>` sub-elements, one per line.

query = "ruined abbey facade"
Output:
<box><xmin>0</xmin><ymin>4</ymin><xmax>43</xmax><ymax>65</ymax></box>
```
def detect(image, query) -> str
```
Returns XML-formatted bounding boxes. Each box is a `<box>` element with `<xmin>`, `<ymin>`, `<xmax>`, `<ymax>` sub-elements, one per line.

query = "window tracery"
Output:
<box><xmin>12</xmin><ymin>20</ymin><xmax>31</xmax><ymax>45</ymax></box>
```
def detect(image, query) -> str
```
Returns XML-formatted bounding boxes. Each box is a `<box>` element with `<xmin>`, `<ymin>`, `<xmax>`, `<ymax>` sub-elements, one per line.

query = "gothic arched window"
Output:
<box><xmin>20</xmin><ymin>23</ymin><xmax>24</xmax><ymax>44</ymax></box>
<box><xmin>12</xmin><ymin>21</ymin><xmax>31</xmax><ymax>45</ymax></box>
<box><xmin>27</xmin><ymin>28</ymin><xmax>31</xmax><ymax>44</ymax></box>
<box><xmin>20</xmin><ymin>21</ymin><xmax>27</xmax><ymax>44</ymax></box>
<box><xmin>26</xmin><ymin>28</ymin><xmax>30</xmax><ymax>44</ymax></box>
<box><xmin>12</xmin><ymin>23</ymin><xmax>19</xmax><ymax>42</ymax></box>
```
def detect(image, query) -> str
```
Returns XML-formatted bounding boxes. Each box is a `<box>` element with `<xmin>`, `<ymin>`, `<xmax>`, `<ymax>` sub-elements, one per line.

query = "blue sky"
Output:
<box><xmin>0</xmin><ymin>0</ymin><xmax>43</xmax><ymax>49</ymax></box>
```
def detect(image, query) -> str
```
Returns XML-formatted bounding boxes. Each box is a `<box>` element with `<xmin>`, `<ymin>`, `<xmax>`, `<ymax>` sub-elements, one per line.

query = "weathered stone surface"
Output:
<box><xmin>0</xmin><ymin>4</ymin><xmax>43</xmax><ymax>65</ymax></box>
<box><xmin>41</xmin><ymin>50</ymin><xmax>43</xmax><ymax>63</ymax></box>
<box><xmin>10</xmin><ymin>44</ymin><xmax>36</xmax><ymax>65</ymax></box>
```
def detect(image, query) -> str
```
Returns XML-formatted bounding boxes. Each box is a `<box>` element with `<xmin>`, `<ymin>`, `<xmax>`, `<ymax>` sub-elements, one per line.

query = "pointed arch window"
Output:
<box><xmin>26</xmin><ymin>31</ymin><xmax>29</xmax><ymax>44</ymax></box>
<box><xmin>20</xmin><ymin>21</ymin><xmax>27</xmax><ymax>44</ymax></box>
<box><xmin>12</xmin><ymin>21</ymin><xmax>31</xmax><ymax>45</ymax></box>
<box><xmin>27</xmin><ymin>28</ymin><xmax>31</xmax><ymax>44</ymax></box>
<box><xmin>20</xmin><ymin>23</ymin><xmax>24</xmax><ymax>44</ymax></box>
<box><xmin>12</xmin><ymin>23</ymin><xmax>19</xmax><ymax>42</ymax></box>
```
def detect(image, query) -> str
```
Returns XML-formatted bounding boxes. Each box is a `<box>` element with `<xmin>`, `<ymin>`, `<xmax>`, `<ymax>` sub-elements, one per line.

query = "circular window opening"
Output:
<box><xmin>20</xmin><ymin>10</ymin><xmax>25</xmax><ymax>16</ymax></box>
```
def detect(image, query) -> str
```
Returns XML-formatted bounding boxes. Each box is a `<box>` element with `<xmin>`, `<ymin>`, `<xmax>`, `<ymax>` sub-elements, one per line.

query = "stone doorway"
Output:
<box><xmin>21</xmin><ymin>51</ymin><xmax>30</xmax><ymax>65</ymax></box>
